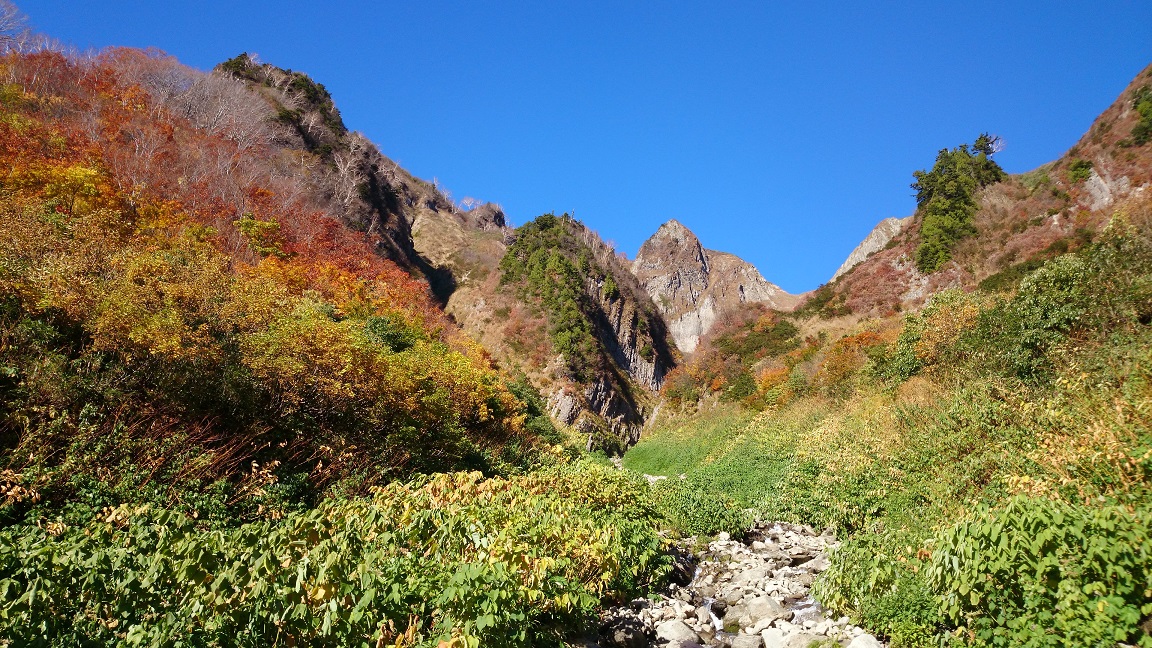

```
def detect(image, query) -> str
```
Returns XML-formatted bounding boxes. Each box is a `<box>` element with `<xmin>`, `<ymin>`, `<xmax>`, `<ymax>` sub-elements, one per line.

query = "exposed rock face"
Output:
<box><xmin>831</xmin><ymin>216</ymin><xmax>912</xmax><ymax>281</ymax></box>
<box><xmin>541</xmin><ymin>234</ymin><xmax>676</xmax><ymax>450</ymax></box>
<box><xmin>420</xmin><ymin>213</ymin><xmax>674</xmax><ymax>453</ymax></box>
<box><xmin>1081</xmin><ymin>168</ymin><xmax>1134</xmax><ymax>213</ymax></box>
<box><xmin>632</xmin><ymin>220</ymin><xmax>799</xmax><ymax>354</ymax></box>
<box><xmin>220</xmin><ymin>54</ymin><xmax>456</xmax><ymax>277</ymax></box>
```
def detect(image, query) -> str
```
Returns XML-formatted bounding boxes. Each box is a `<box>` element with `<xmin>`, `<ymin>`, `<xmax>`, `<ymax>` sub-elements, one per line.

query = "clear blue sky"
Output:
<box><xmin>18</xmin><ymin>1</ymin><xmax>1152</xmax><ymax>292</ymax></box>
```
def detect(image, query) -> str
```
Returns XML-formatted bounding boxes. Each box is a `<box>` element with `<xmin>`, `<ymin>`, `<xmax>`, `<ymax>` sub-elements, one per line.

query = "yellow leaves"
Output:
<box><xmin>910</xmin><ymin>288</ymin><xmax>989</xmax><ymax>366</ymax></box>
<box><xmin>90</xmin><ymin>239</ymin><xmax>231</xmax><ymax>364</ymax></box>
<box><xmin>0</xmin><ymin>470</ymin><xmax>40</xmax><ymax>507</ymax></box>
<box><xmin>7</xmin><ymin>164</ymin><xmax>116</xmax><ymax>216</ymax></box>
<box><xmin>233</xmin><ymin>213</ymin><xmax>289</xmax><ymax>260</ymax></box>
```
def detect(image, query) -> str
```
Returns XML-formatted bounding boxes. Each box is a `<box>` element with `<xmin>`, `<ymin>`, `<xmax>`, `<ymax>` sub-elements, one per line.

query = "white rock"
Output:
<box><xmin>656</xmin><ymin>619</ymin><xmax>700</xmax><ymax>644</ymax></box>
<box><xmin>730</xmin><ymin>634</ymin><xmax>764</xmax><ymax>648</ymax></box>
<box><xmin>846</xmin><ymin>635</ymin><xmax>884</xmax><ymax>648</ymax></box>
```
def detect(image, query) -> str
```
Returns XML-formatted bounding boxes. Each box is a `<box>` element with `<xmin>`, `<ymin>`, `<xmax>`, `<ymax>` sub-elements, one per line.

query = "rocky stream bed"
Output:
<box><xmin>590</xmin><ymin>521</ymin><xmax>886</xmax><ymax>648</ymax></box>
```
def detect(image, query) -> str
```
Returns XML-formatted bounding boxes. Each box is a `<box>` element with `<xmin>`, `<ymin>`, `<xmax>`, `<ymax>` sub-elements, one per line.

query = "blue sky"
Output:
<box><xmin>18</xmin><ymin>1</ymin><xmax>1152</xmax><ymax>292</ymax></box>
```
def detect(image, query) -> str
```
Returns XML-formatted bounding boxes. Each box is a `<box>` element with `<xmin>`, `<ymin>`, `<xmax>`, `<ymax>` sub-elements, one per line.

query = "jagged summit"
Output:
<box><xmin>648</xmin><ymin>218</ymin><xmax>700</xmax><ymax>244</ymax></box>
<box><xmin>632</xmin><ymin>220</ymin><xmax>799</xmax><ymax>353</ymax></box>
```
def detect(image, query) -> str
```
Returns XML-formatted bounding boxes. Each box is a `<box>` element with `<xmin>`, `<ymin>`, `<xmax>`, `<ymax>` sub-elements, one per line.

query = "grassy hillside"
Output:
<box><xmin>817</xmin><ymin>64</ymin><xmax>1152</xmax><ymax>319</ymax></box>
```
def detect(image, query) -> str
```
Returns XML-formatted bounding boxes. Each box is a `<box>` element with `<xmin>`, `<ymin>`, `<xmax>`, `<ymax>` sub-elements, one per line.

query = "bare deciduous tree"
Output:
<box><xmin>0</xmin><ymin>0</ymin><xmax>28</xmax><ymax>51</ymax></box>
<box><xmin>332</xmin><ymin>133</ymin><xmax>368</xmax><ymax>211</ymax></box>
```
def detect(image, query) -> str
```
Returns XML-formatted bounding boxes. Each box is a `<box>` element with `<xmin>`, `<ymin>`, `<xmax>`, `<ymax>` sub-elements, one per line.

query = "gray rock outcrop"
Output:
<box><xmin>593</xmin><ymin>521</ymin><xmax>887</xmax><ymax>648</ymax></box>
<box><xmin>831</xmin><ymin>216</ymin><xmax>912</xmax><ymax>282</ymax></box>
<box><xmin>632</xmin><ymin>220</ymin><xmax>799</xmax><ymax>354</ymax></box>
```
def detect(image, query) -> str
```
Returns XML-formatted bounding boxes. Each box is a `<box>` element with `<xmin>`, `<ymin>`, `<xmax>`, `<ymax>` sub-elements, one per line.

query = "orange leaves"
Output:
<box><xmin>0</xmin><ymin>48</ymin><xmax>542</xmax><ymax>480</ymax></box>
<box><xmin>813</xmin><ymin>331</ymin><xmax>887</xmax><ymax>397</ymax></box>
<box><xmin>756</xmin><ymin>365</ymin><xmax>790</xmax><ymax>392</ymax></box>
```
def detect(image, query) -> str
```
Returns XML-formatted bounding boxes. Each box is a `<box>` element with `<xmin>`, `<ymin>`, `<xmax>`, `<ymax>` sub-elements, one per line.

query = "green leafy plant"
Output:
<box><xmin>0</xmin><ymin>462</ymin><xmax>669</xmax><ymax>647</ymax></box>
<box><xmin>1067</xmin><ymin>158</ymin><xmax>1094</xmax><ymax>183</ymax></box>
<box><xmin>651</xmin><ymin>475</ymin><xmax>750</xmax><ymax>538</ymax></box>
<box><xmin>928</xmin><ymin>497</ymin><xmax>1152</xmax><ymax>647</ymax></box>
<box><xmin>1126</xmin><ymin>85</ymin><xmax>1152</xmax><ymax>146</ymax></box>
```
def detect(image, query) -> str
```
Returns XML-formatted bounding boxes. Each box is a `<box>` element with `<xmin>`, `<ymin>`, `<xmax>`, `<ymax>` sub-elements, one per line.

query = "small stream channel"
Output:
<box><xmin>591</xmin><ymin>521</ymin><xmax>887</xmax><ymax>648</ymax></box>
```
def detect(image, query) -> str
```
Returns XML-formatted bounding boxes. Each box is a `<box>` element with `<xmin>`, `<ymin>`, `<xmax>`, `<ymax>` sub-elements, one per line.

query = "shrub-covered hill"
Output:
<box><xmin>0</xmin><ymin>44</ymin><xmax>674</xmax><ymax>648</ymax></box>
<box><xmin>0</xmin><ymin>48</ymin><xmax>554</xmax><ymax>517</ymax></box>
<box><xmin>627</xmin><ymin>193</ymin><xmax>1152</xmax><ymax>646</ymax></box>
<box><xmin>493</xmin><ymin>213</ymin><xmax>678</xmax><ymax>453</ymax></box>
<box><xmin>814</xmin><ymin>63</ymin><xmax>1152</xmax><ymax>319</ymax></box>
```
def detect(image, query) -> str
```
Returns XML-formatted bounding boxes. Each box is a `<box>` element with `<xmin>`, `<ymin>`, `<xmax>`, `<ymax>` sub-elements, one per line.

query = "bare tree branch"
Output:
<box><xmin>0</xmin><ymin>0</ymin><xmax>29</xmax><ymax>52</ymax></box>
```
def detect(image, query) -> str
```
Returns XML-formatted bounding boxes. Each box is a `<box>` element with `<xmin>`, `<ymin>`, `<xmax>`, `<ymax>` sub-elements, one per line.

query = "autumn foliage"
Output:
<box><xmin>0</xmin><ymin>49</ymin><xmax>536</xmax><ymax>515</ymax></box>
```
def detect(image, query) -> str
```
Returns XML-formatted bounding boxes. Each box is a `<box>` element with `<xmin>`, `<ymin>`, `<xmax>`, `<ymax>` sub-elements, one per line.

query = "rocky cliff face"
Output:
<box><xmin>831</xmin><ymin>215</ymin><xmax>912</xmax><ymax>281</ymax></box>
<box><xmin>632</xmin><ymin>220</ymin><xmax>800</xmax><ymax>353</ymax></box>
<box><xmin>417</xmin><ymin>213</ymin><xmax>675</xmax><ymax>453</ymax></box>
<box><xmin>546</xmin><ymin>266</ymin><xmax>672</xmax><ymax>449</ymax></box>
<box><xmin>219</xmin><ymin>54</ymin><xmax>458</xmax><ymax>290</ymax></box>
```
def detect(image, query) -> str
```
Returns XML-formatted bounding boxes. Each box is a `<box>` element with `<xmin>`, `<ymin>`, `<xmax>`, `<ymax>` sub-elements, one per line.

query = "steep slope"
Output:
<box><xmin>207</xmin><ymin>55</ymin><xmax>675</xmax><ymax>450</ymax></box>
<box><xmin>414</xmin><ymin>212</ymin><xmax>676</xmax><ymax>452</ymax></box>
<box><xmin>0</xmin><ymin>41</ymin><xmax>667</xmax><ymax>648</ymax></box>
<box><xmin>0</xmin><ymin>47</ymin><xmax>543</xmax><ymax>509</ymax></box>
<box><xmin>632</xmin><ymin>220</ymin><xmax>800</xmax><ymax>353</ymax></box>
<box><xmin>215</xmin><ymin>53</ymin><xmax>460</xmax><ymax>298</ymax></box>
<box><xmin>830</xmin><ymin>215</ymin><xmax>912</xmax><ymax>281</ymax></box>
<box><xmin>818</xmin><ymin>63</ymin><xmax>1152</xmax><ymax>317</ymax></box>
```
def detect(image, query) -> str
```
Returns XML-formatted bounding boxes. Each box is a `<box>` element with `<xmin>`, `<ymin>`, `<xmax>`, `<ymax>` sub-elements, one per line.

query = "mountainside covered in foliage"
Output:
<box><xmin>623</xmin><ymin>63</ymin><xmax>1152</xmax><ymax>648</ymax></box>
<box><xmin>630</xmin><ymin>191</ymin><xmax>1152</xmax><ymax>645</ymax></box>
<box><xmin>2</xmin><ymin>5</ymin><xmax>1152</xmax><ymax>645</ymax></box>
<box><xmin>0</xmin><ymin>37</ymin><xmax>678</xmax><ymax>647</ymax></box>
<box><xmin>0</xmin><ymin>46</ymin><xmax>553</xmax><ymax>512</ymax></box>
<box><xmin>810</xmin><ymin>64</ymin><xmax>1152</xmax><ymax>319</ymax></box>
<box><xmin>422</xmin><ymin>211</ymin><xmax>677</xmax><ymax>453</ymax></box>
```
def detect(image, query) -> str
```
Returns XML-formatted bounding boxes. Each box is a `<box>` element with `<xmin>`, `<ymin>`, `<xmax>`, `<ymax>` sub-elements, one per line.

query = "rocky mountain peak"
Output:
<box><xmin>634</xmin><ymin>219</ymin><xmax>709</xmax><ymax>275</ymax></box>
<box><xmin>651</xmin><ymin>218</ymin><xmax>699</xmax><ymax>245</ymax></box>
<box><xmin>632</xmin><ymin>220</ymin><xmax>800</xmax><ymax>354</ymax></box>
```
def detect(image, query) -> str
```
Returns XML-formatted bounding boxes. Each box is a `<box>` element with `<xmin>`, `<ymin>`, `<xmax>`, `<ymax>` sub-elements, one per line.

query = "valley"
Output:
<box><xmin>0</xmin><ymin>3</ymin><xmax>1151</xmax><ymax>646</ymax></box>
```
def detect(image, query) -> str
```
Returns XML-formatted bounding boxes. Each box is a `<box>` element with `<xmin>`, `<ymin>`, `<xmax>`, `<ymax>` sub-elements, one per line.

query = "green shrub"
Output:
<box><xmin>651</xmin><ymin>475</ymin><xmax>750</xmax><ymax>538</ymax></box>
<box><xmin>499</xmin><ymin>215</ymin><xmax>602</xmax><ymax>380</ymax></box>
<box><xmin>928</xmin><ymin>497</ymin><xmax>1152</xmax><ymax>647</ymax></box>
<box><xmin>978</xmin><ymin>258</ymin><xmax>1047</xmax><ymax>292</ymax></box>
<box><xmin>912</xmin><ymin>135</ymin><xmax>1006</xmax><ymax>273</ymax></box>
<box><xmin>0</xmin><ymin>462</ymin><xmax>668</xmax><ymax>647</ymax></box>
<box><xmin>815</xmin><ymin>530</ymin><xmax>948</xmax><ymax>648</ymax></box>
<box><xmin>1067</xmin><ymin>158</ymin><xmax>1094</xmax><ymax>183</ymax></box>
<box><xmin>364</xmin><ymin>314</ymin><xmax>420</xmax><ymax>352</ymax></box>
<box><xmin>1128</xmin><ymin>86</ymin><xmax>1152</xmax><ymax>147</ymax></box>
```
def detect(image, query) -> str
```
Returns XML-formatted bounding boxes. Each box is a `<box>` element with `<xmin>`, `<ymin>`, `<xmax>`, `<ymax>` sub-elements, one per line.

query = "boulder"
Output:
<box><xmin>731</xmin><ymin>566</ymin><xmax>768</xmax><ymax>586</ymax></box>
<box><xmin>760</xmin><ymin>627</ymin><xmax>787</xmax><ymax>648</ymax></box>
<box><xmin>728</xmin><ymin>595</ymin><xmax>788</xmax><ymax>629</ymax></box>
<box><xmin>785</xmin><ymin>633</ymin><xmax>822</xmax><ymax>648</ymax></box>
<box><xmin>846</xmin><ymin>635</ymin><xmax>884</xmax><ymax>648</ymax></box>
<box><xmin>730</xmin><ymin>634</ymin><xmax>764</xmax><ymax>648</ymax></box>
<box><xmin>599</xmin><ymin>616</ymin><xmax>649</xmax><ymax>648</ymax></box>
<box><xmin>655</xmin><ymin>620</ymin><xmax>700</xmax><ymax>644</ymax></box>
